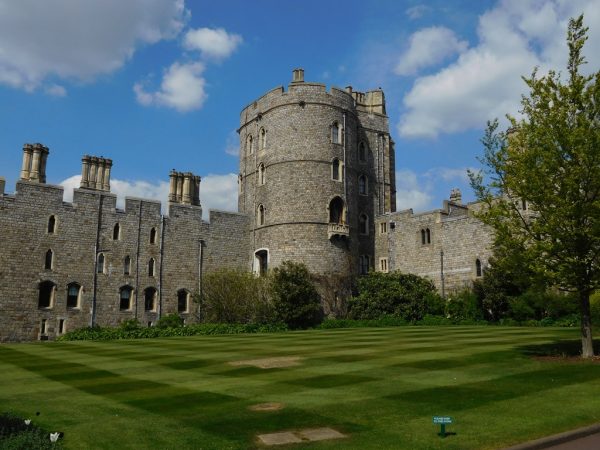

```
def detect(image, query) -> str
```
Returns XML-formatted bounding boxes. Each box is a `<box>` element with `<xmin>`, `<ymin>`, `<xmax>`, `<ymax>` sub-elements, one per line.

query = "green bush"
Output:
<box><xmin>271</xmin><ymin>261</ymin><xmax>323</xmax><ymax>329</ymax></box>
<box><xmin>348</xmin><ymin>271</ymin><xmax>443</xmax><ymax>321</ymax></box>
<box><xmin>445</xmin><ymin>289</ymin><xmax>483</xmax><ymax>321</ymax></box>
<box><xmin>156</xmin><ymin>313</ymin><xmax>183</xmax><ymax>329</ymax></box>
<box><xmin>119</xmin><ymin>319</ymin><xmax>141</xmax><ymax>331</ymax></box>
<box><xmin>198</xmin><ymin>269</ymin><xmax>274</xmax><ymax>324</ymax></box>
<box><xmin>0</xmin><ymin>412</ymin><xmax>62</xmax><ymax>449</ymax></box>
<box><xmin>58</xmin><ymin>322</ymin><xmax>287</xmax><ymax>341</ymax></box>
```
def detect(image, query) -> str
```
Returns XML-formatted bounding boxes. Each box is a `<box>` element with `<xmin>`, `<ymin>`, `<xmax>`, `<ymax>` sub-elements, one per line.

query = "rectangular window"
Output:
<box><xmin>380</xmin><ymin>222</ymin><xmax>387</xmax><ymax>234</ymax></box>
<box><xmin>379</xmin><ymin>258</ymin><xmax>388</xmax><ymax>273</ymax></box>
<box><xmin>58</xmin><ymin>319</ymin><xmax>65</xmax><ymax>334</ymax></box>
<box><xmin>359</xmin><ymin>255</ymin><xmax>369</xmax><ymax>275</ymax></box>
<box><xmin>40</xmin><ymin>319</ymin><xmax>47</xmax><ymax>335</ymax></box>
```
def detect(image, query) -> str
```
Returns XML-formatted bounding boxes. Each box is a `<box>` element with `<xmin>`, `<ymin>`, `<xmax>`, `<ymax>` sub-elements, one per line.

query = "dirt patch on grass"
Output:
<box><xmin>257</xmin><ymin>427</ymin><xmax>347</xmax><ymax>446</ymax></box>
<box><xmin>229</xmin><ymin>356</ymin><xmax>302</xmax><ymax>369</ymax></box>
<box><xmin>249</xmin><ymin>402</ymin><xmax>285</xmax><ymax>412</ymax></box>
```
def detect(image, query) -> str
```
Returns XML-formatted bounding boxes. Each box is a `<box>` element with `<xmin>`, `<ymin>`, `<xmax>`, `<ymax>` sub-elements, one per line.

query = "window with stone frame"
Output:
<box><xmin>66</xmin><ymin>282</ymin><xmax>81</xmax><ymax>309</ymax></box>
<box><xmin>144</xmin><ymin>287</ymin><xmax>157</xmax><ymax>311</ymax></box>
<box><xmin>358</xmin><ymin>174</ymin><xmax>368</xmax><ymax>195</ymax></box>
<box><xmin>331</xmin><ymin>121</ymin><xmax>342</xmax><ymax>144</ymax></box>
<box><xmin>150</xmin><ymin>227</ymin><xmax>157</xmax><ymax>244</ymax></box>
<box><xmin>258</xmin><ymin>128</ymin><xmax>267</xmax><ymax>151</ymax></box>
<box><xmin>329</xmin><ymin>197</ymin><xmax>345</xmax><ymax>224</ymax></box>
<box><xmin>38</xmin><ymin>281</ymin><xmax>55</xmax><ymax>309</ymax></box>
<box><xmin>177</xmin><ymin>289</ymin><xmax>189</xmax><ymax>313</ymax></box>
<box><xmin>256</xmin><ymin>204</ymin><xmax>265</xmax><ymax>226</ymax></box>
<box><xmin>246</xmin><ymin>134</ymin><xmax>254</xmax><ymax>155</ymax></box>
<box><xmin>379</xmin><ymin>257</ymin><xmax>389</xmax><ymax>273</ymax></box>
<box><xmin>47</xmin><ymin>215</ymin><xmax>56</xmax><ymax>234</ymax></box>
<box><xmin>148</xmin><ymin>258</ymin><xmax>156</xmax><ymax>277</ymax></box>
<box><xmin>113</xmin><ymin>223</ymin><xmax>121</xmax><ymax>240</ymax></box>
<box><xmin>359</xmin><ymin>214</ymin><xmax>369</xmax><ymax>235</ymax></box>
<box><xmin>258</xmin><ymin>163</ymin><xmax>266</xmax><ymax>185</ymax></box>
<box><xmin>359</xmin><ymin>255</ymin><xmax>369</xmax><ymax>275</ymax></box>
<box><xmin>123</xmin><ymin>256</ymin><xmax>131</xmax><ymax>275</ymax></box>
<box><xmin>119</xmin><ymin>286</ymin><xmax>133</xmax><ymax>311</ymax></box>
<box><xmin>331</xmin><ymin>158</ymin><xmax>343</xmax><ymax>181</ymax></box>
<box><xmin>97</xmin><ymin>253</ymin><xmax>105</xmax><ymax>273</ymax></box>
<box><xmin>44</xmin><ymin>249</ymin><xmax>53</xmax><ymax>270</ymax></box>
<box><xmin>380</xmin><ymin>222</ymin><xmax>388</xmax><ymax>234</ymax></box>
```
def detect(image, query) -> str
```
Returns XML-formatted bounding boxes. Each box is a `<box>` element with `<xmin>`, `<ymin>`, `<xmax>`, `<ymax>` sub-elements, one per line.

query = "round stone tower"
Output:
<box><xmin>238</xmin><ymin>69</ymin><xmax>396</xmax><ymax>283</ymax></box>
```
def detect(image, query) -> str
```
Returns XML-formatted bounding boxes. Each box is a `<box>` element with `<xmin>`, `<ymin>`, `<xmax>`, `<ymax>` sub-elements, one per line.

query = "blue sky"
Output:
<box><xmin>1</xmin><ymin>0</ymin><xmax>598</xmax><ymax>218</ymax></box>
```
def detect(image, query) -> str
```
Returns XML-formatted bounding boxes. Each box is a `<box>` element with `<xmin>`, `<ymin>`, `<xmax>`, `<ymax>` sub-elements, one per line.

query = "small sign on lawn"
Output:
<box><xmin>433</xmin><ymin>416</ymin><xmax>453</xmax><ymax>437</ymax></box>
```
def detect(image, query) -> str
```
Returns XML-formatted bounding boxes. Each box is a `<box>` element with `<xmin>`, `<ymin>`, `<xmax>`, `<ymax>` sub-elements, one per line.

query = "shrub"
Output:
<box><xmin>445</xmin><ymin>289</ymin><xmax>483</xmax><ymax>321</ymax></box>
<box><xmin>198</xmin><ymin>269</ymin><xmax>274</xmax><ymax>324</ymax></box>
<box><xmin>271</xmin><ymin>261</ymin><xmax>323</xmax><ymax>329</ymax></box>
<box><xmin>119</xmin><ymin>319</ymin><xmax>141</xmax><ymax>331</ymax></box>
<box><xmin>0</xmin><ymin>412</ymin><xmax>62</xmax><ymax>449</ymax></box>
<box><xmin>348</xmin><ymin>271</ymin><xmax>443</xmax><ymax>321</ymax></box>
<box><xmin>156</xmin><ymin>313</ymin><xmax>183</xmax><ymax>329</ymax></box>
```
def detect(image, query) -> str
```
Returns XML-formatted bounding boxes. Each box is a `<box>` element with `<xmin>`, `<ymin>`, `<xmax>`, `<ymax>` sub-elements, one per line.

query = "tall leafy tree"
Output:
<box><xmin>470</xmin><ymin>16</ymin><xmax>600</xmax><ymax>357</ymax></box>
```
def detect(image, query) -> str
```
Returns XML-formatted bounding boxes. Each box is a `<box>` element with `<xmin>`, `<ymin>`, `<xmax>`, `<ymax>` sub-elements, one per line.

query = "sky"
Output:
<box><xmin>0</xmin><ymin>0</ymin><xmax>599</xmax><ymax>219</ymax></box>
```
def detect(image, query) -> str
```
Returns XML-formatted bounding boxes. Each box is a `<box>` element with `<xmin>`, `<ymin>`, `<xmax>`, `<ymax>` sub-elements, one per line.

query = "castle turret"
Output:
<box><xmin>238</xmin><ymin>69</ymin><xmax>395</xmax><ymax>282</ymax></box>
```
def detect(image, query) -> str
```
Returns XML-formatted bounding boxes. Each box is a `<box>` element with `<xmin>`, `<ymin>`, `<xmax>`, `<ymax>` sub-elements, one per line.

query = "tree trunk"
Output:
<box><xmin>579</xmin><ymin>290</ymin><xmax>594</xmax><ymax>358</ymax></box>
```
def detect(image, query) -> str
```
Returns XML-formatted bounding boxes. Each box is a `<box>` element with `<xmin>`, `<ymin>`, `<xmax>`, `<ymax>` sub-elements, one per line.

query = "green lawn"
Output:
<box><xmin>1</xmin><ymin>327</ymin><xmax>599</xmax><ymax>449</ymax></box>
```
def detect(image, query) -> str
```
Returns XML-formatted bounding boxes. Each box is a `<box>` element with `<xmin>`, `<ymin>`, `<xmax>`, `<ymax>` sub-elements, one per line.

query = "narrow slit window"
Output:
<box><xmin>47</xmin><ymin>215</ymin><xmax>56</xmax><ymax>234</ymax></box>
<box><xmin>123</xmin><ymin>256</ymin><xmax>131</xmax><ymax>275</ymax></box>
<box><xmin>476</xmin><ymin>259</ymin><xmax>483</xmax><ymax>277</ymax></box>
<box><xmin>148</xmin><ymin>258</ymin><xmax>155</xmax><ymax>277</ymax></box>
<box><xmin>150</xmin><ymin>227</ymin><xmax>157</xmax><ymax>244</ymax></box>
<box><xmin>144</xmin><ymin>287</ymin><xmax>156</xmax><ymax>311</ymax></box>
<box><xmin>331</xmin><ymin>122</ymin><xmax>340</xmax><ymax>144</ymax></box>
<box><xmin>44</xmin><ymin>249</ymin><xmax>53</xmax><ymax>270</ymax></box>
<box><xmin>359</xmin><ymin>214</ymin><xmax>369</xmax><ymax>235</ymax></box>
<box><xmin>358</xmin><ymin>175</ymin><xmax>367</xmax><ymax>195</ymax></box>
<box><xmin>258</xmin><ymin>163</ymin><xmax>266</xmax><ymax>185</ymax></box>
<box><xmin>426</xmin><ymin>228</ymin><xmax>431</xmax><ymax>244</ymax></box>
<box><xmin>256</xmin><ymin>204</ymin><xmax>265</xmax><ymax>226</ymax></box>
<box><xmin>113</xmin><ymin>223</ymin><xmax>120</xmax><ymax>240</ymax></box>
<box><xmin>97</xmin><ymin>253</ymin><xmax>105</xmax><ymax>274</ymax></box>
<box><xmin>177</xmin><ymin>290</ymin><xmax>189</xmax><ymax>313</ymax></box>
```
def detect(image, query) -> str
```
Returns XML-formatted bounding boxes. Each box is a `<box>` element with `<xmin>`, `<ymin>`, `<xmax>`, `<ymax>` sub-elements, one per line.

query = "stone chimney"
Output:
<box><xmin>169</xmin><ymin>170</ymin><xmax>200</xmax><ymax>206</ymax></box>
<box><xmin>449</xmin><ymin>188</ymin><xmax>462</xmax><ymax>204</ymax></box>
<box><xmin>292</xmin><ymin>68</ymin><xmax>304</xmax><ymax>83</ymax></box>
<box><xmin>80</xmin><ymin>155</ymin><xmax>112</xmax><ymax>191</ymax></box>
<box><xmin>20</xmin><ymin>143</ymin><xmax>49</xmax><ymax>183</ymax></box>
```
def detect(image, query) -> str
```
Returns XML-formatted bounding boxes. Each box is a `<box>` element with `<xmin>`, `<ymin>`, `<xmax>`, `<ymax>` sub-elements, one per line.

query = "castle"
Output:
<box><xmin>0</xmin><ymin>69</ymin><xmax>494</xmax><ymax>342</ymax></box>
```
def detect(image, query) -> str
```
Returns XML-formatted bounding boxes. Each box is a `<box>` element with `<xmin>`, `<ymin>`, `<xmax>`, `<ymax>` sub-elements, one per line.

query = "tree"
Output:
<box><xmin>271</xmin><ymin>261</ymin><xmax>322</xmax><ymax>329</ymax></box>
<box><xmin>470</xmin><ymin>16</ymin><xmax>600</xmax><ymax>357</ymax></box>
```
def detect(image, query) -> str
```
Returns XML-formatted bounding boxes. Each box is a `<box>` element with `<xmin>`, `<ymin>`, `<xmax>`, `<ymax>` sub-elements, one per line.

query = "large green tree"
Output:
<box><xmin>470</xmin><ymin>16</ymin><xmax>600</xmax><ymax>357</ymax></box>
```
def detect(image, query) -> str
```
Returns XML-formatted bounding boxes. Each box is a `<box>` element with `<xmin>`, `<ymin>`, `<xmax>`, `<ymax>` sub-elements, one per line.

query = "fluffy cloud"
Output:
<box><xmin>0</xmin><ymin>0</ymin><xmax>187</xmax><ymax>93</ymax></box>
<box><xmin>398</xmin><ymin>0</ymin><xmax>600</xmax><ymax>138</ymax></box>
<box><xmin>59</xmin><ymin>172</ymin><xmax>238</xmax><ymax>221</ymax></box>
<box><xmin>224</xmin><ymin>130</ymin><xmax>240</xmax><ymax>156</ymax></box>
<box><xmin>134</xmin><ymin>62</ymin><xmax>207</xmax><ymax>112</ymax></box>
<box><xmin>395</xmin><ymin>169</ymin><xmax>433</xmax><ymax>211</ymax></box>
<box><xmin>184</xmin><ymin>27</ymin><xmax>243</xmax><ymax>60</ymax></box>
<box><xmin>395</xmin><ymin>27</ymin><xmax>468</xmax><ymax>76</ymax></box>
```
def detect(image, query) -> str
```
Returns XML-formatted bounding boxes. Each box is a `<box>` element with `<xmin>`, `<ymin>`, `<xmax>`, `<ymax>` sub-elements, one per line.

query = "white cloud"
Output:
<box><xmin>44</xmin><ymin>84</ymin><xmax>67</xmax><ymax>97</ymax></box>
<box><xmin>60</xmin><ymin>172</ymin><xmax>238</xmax><ymax>221</ymax></box>
<box><xmin>398</xmin><ymin>0</ymin><xmax>600</xmax><ymax>138</ymax></box>
<box><xmin>184</xmin><ymin>27</ymin><xmax>242</xmax><ymax>60</ymax></box>
<box><xmin>395</xmin><ymin>169</ymin><xmax>433</xmax><ymax>211</ymax></box>
<box><xmin>395</xmin><ymin>27</ymin><xmax>468</xmax><ymax>76</ymax></box>
<box><xmin>224</xmin><ymin>130</ymin><xmax>239</xmax><ymax>156</ymax></box>
<box><xmin>0</xmin><ymin>0</ymin><xmax>187</xmax><ymax>92</ymax></box>
<box><xmin>406</xmin><ymin>5</ymin><xmax>431</xmax><ymax>20</ymax></box>
<box><xmin>134</xmin><ymin>62</ymin><xmax>207</xmax><ymax>112</ymax></box>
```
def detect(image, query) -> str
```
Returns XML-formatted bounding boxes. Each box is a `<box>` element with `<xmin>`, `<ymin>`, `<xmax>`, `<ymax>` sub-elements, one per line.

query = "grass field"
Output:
<box><xmin>1</xmin><ymin>326</ymin><xmax>599</xmax><ymax>449</ymax></box>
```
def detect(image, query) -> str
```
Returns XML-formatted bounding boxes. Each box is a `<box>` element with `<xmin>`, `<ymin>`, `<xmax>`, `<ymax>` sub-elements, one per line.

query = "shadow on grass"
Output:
<box><xmin>518</xmin><ymin>339</ymin><xmax>600</xmax><ymax>357</ymax></box>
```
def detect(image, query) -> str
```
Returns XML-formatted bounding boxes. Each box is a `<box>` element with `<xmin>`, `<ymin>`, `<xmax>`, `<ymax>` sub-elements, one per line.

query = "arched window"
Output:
<box><xmin>97</xmin><ymin>253</ymin><xmax>105</xmax><ymax>274</ymax></box>
<box><xmin>119</xmin><ymin>286</ymin><xmax>133</xmax><ymax>311</ymax></box>
<box><xmin>144</xmin><ymin>287</ymin><xmax>157</xmax><ymax>311</ymax></box>
<box><xmin>113</xmin><ymin>223</ymin><xmax>120</xmax><ymax>240</ymax></box>
<box><xmin>150</xmin><ymin>227</ymin><xmax>157</xmax><ymax>244</ymax></box>
<box><xmin>256</xmin><ymin>204</ymin><xmax>265</xmax><ymax>226</ymax></box>
<box><xmin>426</xmin><ymin>228</ymin><xmax>431</xmax><ymax>244</ymax></box>
<box><xmin>258</xmin><ymin>163</ymin><xmax>266</xmax><ymax>185</ymax></box>
<box><xmin>421</xmin><ymin>229</ymin><xmax>426</xmax><ymax>245</ymax></box>
<box><xmin>359</xmin><ymin>214</ymin><xmax>369</xmax><ymax>235</ymax></box>
<box><xmin>358</xmin><ymin>174</ymin><xmax>368</xmax><ymax>195</ymax></box>
<box><xmin>254</xmin><ymin>249</ymin><xmax>269</xmax><ymax>276</ymax></box>
<box><xmin>148</xmin><ymin>258</ymin><xmax>155</xmax><ymax>277</ymax></box>
<box><xmin>238</xmin><ymin>173</ymin><xmax>244</xmax><ymax>193</ymax></box>
<box><xmin>177</xmin><ymin>289</ymin><xmax>189</xmax><ymax>313</ymax></box>
<box><xmin>476</xmin><ymin>259</ymin><xmax>483</xmax><ymax>277</ymax></box>
<box><xmin>47</xmin><ymin>215</ymin><xmax>56</xmax><ymax>234</ymax></box>
<box><xmin>329</xmin><ymin>197</ymin><xmax>345</xmax><ymax>224</ymax></box>
<box><xmin>44</xmin><ymin>249</ymin><xmax>53</xmax><ymax>270</ymax></box>
<box><xmin>331</xmin><ymin>122</ymin><xmax>342</xmax><ymax>144</ymax></box>
<box><xmin>258</xmin><ymin>128</ymin><xmax>267</xmax><ymax>151</ymax></box>
<box><xmin>66</xmin><ymin>282</ymin><xmax>81</xmax><ymax>309</ymax></box>
<box><xmin>38</xmin><ymin>281</ymin><xmax>55</xmax><ymax>308</ymax></box>
<box><xmin>358</xmin><ymin>142</ymin><xmax>367</xmax><ymax>162</ymax></box>
<box><xmin>332</xmin><ymin>158</ymin><xmax>343</xmax><ymax>181</ymax></box>
<box><xmin>246</xmin><ymin>134</ymin><xmax>254</xmax><ymax>155</ymax></box>
<box><xmin>123</xmin><ymin>256</ymin><xmax>131</xmax><ymax>275</ymax></box>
